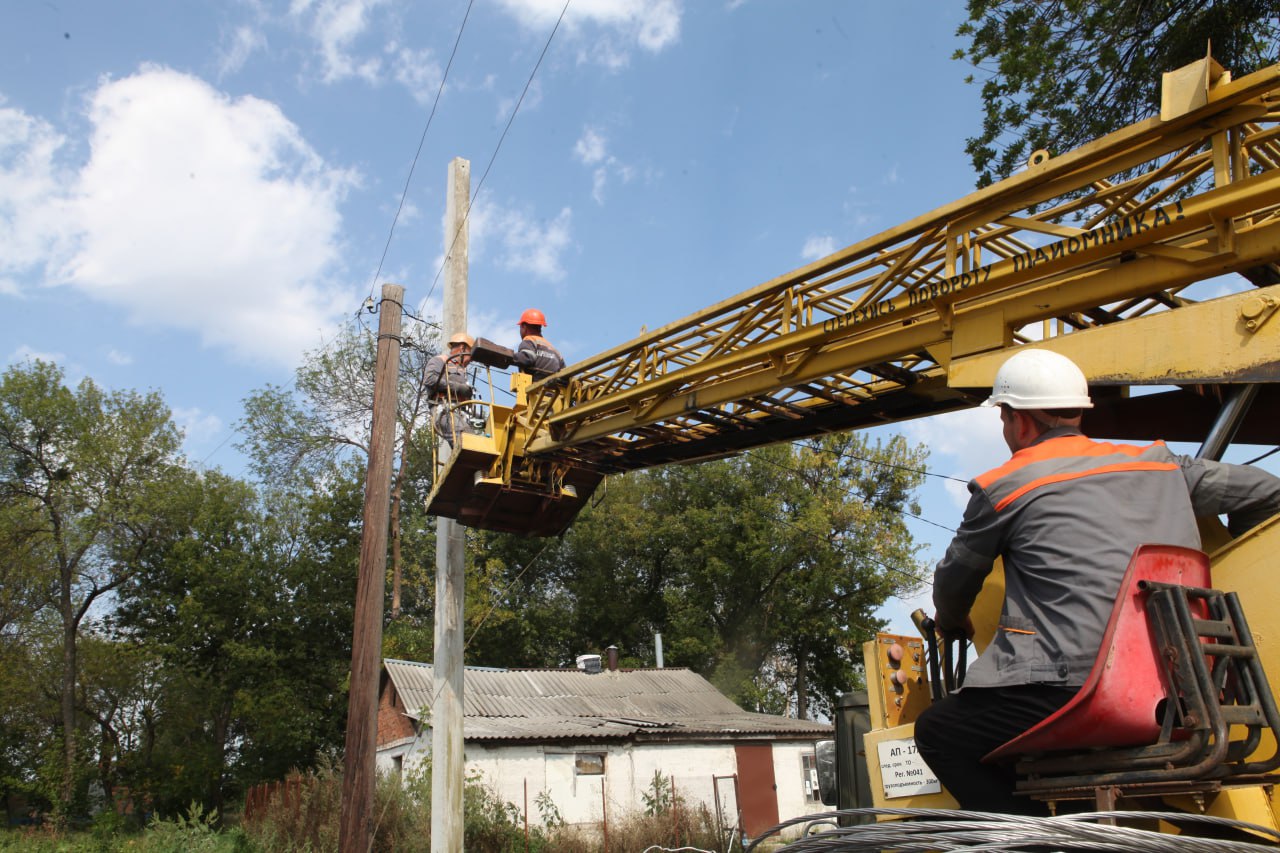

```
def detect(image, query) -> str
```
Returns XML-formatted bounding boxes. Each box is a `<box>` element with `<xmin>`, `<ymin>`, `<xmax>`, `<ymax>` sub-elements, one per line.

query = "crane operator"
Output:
<box><xmin>914</xmin><ymin>348</ymin><xmax>1280</xmax><ymax>815</ymax></box>
<box><xmin>514</xmin><ymin>308</ymin><xmax>565</xmax><ymax>379</ymax></box>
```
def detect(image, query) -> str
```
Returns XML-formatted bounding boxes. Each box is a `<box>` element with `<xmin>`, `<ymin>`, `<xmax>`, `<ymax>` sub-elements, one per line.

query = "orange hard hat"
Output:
<box><xmin>448</xmin><ymin>332</ymin><xmax>475</xmax><ymax>348</ymax></box>
<box><xmin>519</xmin><ymin>308</ymin><xmax>547</xmax><ymax>327</ymax></box>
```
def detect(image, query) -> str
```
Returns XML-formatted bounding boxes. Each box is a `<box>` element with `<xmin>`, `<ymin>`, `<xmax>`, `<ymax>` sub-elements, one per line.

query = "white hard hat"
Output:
<box><xmin>984</xmin><ymin>349</ymin><xmax>1093</xmax><ymax>410</ymax></box>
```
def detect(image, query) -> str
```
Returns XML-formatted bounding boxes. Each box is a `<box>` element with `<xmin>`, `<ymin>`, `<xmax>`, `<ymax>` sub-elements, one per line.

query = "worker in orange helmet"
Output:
<box><xmin>514</xmin><ymin>308</ymin><xmax>565</xmax><ymax>379</ymax></box>
<box><xmin>424</xmin><ymin>331</ymin><xmax>478</xmax><ymax>445</ymax></box>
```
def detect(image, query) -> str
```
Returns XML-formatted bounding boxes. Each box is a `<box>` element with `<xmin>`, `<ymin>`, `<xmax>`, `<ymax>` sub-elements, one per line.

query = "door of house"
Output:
<box><xmin>734</xmin><ymin>744</ymin><xmax>779</xmax><ymax>838</ymax></box>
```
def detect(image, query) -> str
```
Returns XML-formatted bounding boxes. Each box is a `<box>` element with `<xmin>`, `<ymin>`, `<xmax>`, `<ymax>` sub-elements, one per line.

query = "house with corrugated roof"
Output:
<box><xmin>375</xmin><ymin>655</ymin><xmax>833</xmax><ymax>838</ymax></box>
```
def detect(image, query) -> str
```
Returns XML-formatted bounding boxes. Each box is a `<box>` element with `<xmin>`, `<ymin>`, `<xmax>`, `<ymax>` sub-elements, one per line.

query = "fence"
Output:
<box><xmin>243</xmin><ymin>773</ymin><xmax>306</xmax><ymax>823</ymax></box>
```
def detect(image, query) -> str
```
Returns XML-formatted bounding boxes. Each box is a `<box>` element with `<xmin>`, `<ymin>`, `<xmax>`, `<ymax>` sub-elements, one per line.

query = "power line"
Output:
<box><xmin>1243</xmin><ymin>446</ymin><xmax>1280</xmax><ymax>466</ymax></box>
<box><xmin>422</xmin><ymin>0</ymin><xmax>573</xmax><ymax>310</ymax></box>
<box><xmin>464</xmin><ymin>536</ymin><xmax>555</xmax><ymax>653</ymax></box>
<box><xmin>744</xmin><ymin>449</ymin><xmax>957</xmax><ymax>535</ymax></box>
<box><xmin>806</xmin><ymin>440</ymin><xmax>970</xmax><ymax>485</ymax></box>
<box><xmin>194</xmin><ymin>431</ymin><xmax>236</xmax><ymax>469</ymax></box>
<box><xmin>364</xmin><ymin>0</ymin><xmax>479</xmax><ymax>306</ymax></box>
<box><xmin>735</xmin><ymin>495</ymin><xmax>930</xmax><ymax>590</ymax></box>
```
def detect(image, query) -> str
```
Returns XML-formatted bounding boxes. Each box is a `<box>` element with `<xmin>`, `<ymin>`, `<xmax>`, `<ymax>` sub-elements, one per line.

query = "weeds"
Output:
<box><xmin>1</xmin><ymin>764</ymin><xmax>739</xmax><ymax>853</ymax></box>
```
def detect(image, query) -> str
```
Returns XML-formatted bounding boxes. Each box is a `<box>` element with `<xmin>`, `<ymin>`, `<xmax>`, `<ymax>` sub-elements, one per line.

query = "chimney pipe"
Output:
<box><xmin>606</xmin><ymin>645</ymin><xmax>619</xmax><ymax>672</ymax></box>
<box><xmin>655</xmin><ymin>633</ymin><xmax>664</xmax><ymax>669</ymax></box>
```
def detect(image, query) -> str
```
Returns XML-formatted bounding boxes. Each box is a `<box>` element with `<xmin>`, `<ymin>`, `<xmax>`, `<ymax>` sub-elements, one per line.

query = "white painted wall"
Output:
<box><xmin>376</xmin><ymin>735</ymin><xmax>832</xmax><ymax>832</ymax></box>
<box><xmin>772</xmin><ymin>741</ymin><xmax>828</xmax><ymax>823</ymax></box>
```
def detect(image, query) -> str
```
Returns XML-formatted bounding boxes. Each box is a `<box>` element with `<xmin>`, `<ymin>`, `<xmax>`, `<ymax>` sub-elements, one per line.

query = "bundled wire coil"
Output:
<box><xmin>747</xmin><ymin>808</ymin><xmax>1280</xmax><ymax>852</ymax></box>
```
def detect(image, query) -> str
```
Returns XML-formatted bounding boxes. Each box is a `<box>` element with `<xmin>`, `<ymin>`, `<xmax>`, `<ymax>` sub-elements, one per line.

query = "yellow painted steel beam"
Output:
<box><xmin>531</xmin><ymin>62</ymin><xmax>1280</xmax><ymax>388</ymax></box>
<box><xmin>949</xmin><ymin>283</ymin><xmax>1280</xmax><ymax>388</ymax></box>
<box><xmin>529</xmin><ymin>180</ymin><xmax>1280</xmax><ymax>454</ymax></box>
<box><xmin>511</xmin><ymin>70</ymin><xmax>1280</xmax><ymax>468</ymax></box>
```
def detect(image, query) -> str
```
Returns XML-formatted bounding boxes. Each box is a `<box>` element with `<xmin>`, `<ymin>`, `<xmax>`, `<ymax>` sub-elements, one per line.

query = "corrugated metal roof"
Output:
<box><xmin>384</xmin><ymin>658</ymin><xmax>831</xmax><ymax>742</ymax></box>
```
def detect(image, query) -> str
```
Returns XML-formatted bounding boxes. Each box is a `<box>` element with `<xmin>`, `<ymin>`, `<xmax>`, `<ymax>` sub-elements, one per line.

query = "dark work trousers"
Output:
<box><xmin>914</xmin><ymin>684</ymin><xmax>1078</xmax><ymax>815</ymax></box>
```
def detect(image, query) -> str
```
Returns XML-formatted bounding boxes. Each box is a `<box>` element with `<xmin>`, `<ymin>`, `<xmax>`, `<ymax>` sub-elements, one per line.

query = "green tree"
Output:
<box><xmin>550</xmin><ymin>432</ymin><xmax>928</xmax><ymax>719</ymax></box>
<box><xmin>955</xmin><ymin>0</ymin><xmax>1280</xmax><ymax>186</ymax></box>
<box><xmin>0</xmin><ymin>613</ymin><xmax>61</xmax><ymax>816</ymax></box>
<box><xmin>113</xmin><ymin>468</ymin><xmax>357</xmax><ymax>817</ymax></box>
<box><xmin>238</xmin><ymin>317</ymin><xmax>439</xmax><ymax>617</ymax></box>
<box><xmin>0</xmin><ymin>360</ymin><xmax>183</xmax><ymax>818</ymax></box>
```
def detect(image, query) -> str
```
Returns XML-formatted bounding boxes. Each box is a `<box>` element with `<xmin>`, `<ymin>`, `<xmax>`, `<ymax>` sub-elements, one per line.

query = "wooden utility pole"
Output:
<box><xmin>339</xmin><ymin>282</ymin><xmax>404</xmax><ymax>853</ymax></box>
<box><xmin>432</xmin><ymin>157</ymin><xmax>469</xmax><ymax>853</ymax></box>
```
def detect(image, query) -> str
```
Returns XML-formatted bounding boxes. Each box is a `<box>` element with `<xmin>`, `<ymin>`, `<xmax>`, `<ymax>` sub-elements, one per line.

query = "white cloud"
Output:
<box><xmin>292</xmin><ymin>0</ymin><xmax>389</xmax><ymax>84</ymax></box>
<box><xmin>388</xmin><ymin>43</ymin><xmax>443</xmax><ymax>105</ymax></box>
<box><xmin>218</xmin><ymin>25</ymin><xmax>268</xmax><ymax>77</ymax></box>
<box><xmin>901</xmin><ymin>407</ymin><xmax>1007</xmax><ymax>511</ymax></box>
<box><xmin>573</xmin><ymin>127</ymin><xmax>607</xmax><ymax>166</ymax></box>
<box><xmin>494</xmin><ymin>0</ymin><xmax>681</xmax><ymax>65</ymax></box>
<box><xmin>0</xmin><ymin>67</ymin><xmax>360</xmax><ymax>368</ymax></box>
<box><xmin>0</xmin><ymin>102</ymin><xmax>72</xmax><ymax>276</ymax></box>
<box><xmin>7</xmin><ymin>344</ymin><xmax>67</xmax><ymax>367</ymax></box>
<box><xmin>572</xmin><ymin>126</ymin><xmax>633</xmax><ymax>204</ymax></box>
<box><xmin>173</xmin><ymin>406</ymin><xmax>224</xmax><ymax>444</ymax></box>
<box><xmin>590</xmin><ymin>168</ymin><xmax>608</xmax><ymax>204</ymax></box>
<box><xmin>466</xmin><ymin>199</ymin><xmax>573</xmax><ymax>282</ymax></box>
<box><xmin>801</xmin><ymin>235</ymin><xmax>836</xmax><ymax>261</ymax></box>
<box><xmin>106</xmin><ymin>349</ymin><xmax>134</xmax><ymax>366</ymax></box>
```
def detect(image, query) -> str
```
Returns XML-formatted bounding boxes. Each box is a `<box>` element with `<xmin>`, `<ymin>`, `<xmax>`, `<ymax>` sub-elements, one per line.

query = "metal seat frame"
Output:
<box><xmin>985</xmin><ymin>545</ymin><xmax>1280</xmax><ymax>795</ymax></box>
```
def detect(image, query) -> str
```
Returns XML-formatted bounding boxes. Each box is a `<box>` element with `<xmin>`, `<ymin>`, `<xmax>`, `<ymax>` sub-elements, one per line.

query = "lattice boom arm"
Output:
<box><xmin>511</xmin><ymin>62</ymin><xmax>1280</xmax><ymax>473</ymax></box>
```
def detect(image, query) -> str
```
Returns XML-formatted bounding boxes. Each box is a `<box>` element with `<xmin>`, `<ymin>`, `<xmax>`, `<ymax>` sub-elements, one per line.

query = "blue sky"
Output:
<box><xmin>0</xmin><ymin>0</ymin><xmax>1078</xmax><ymax>629</ymax></box>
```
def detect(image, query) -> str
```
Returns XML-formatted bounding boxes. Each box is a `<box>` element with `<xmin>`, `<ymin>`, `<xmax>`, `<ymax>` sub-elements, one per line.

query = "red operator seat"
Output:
<box><xmin>984</xmin><ymin>543</ymin><xmax>1211</xmax><ymax>762</ymax></box>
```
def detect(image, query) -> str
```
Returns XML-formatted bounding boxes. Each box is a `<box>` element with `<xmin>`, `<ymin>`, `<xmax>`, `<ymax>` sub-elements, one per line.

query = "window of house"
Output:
<box><xmin>574</xmin><ymin>752</ymin><xmax>606</xmax><ymax>775</ymax></box>
<box><xmin>801</xmin><ymin>752</ymin><xmax>820</xmax><ymax>803</ymax></box>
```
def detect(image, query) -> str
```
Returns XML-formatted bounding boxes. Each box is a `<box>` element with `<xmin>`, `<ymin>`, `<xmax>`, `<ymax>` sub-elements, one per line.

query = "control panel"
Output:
<box><xmin>871</xmin><ymin>632</ymin><xmax>930</xmax><ymax>729</ymax></box>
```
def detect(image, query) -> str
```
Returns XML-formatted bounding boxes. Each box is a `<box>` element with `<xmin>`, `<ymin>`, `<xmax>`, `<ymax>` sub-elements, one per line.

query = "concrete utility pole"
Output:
<box><xmin>339</xmin><ymin>282</ymin><xmax>404</xmax><ymax>853</ymax></box>
<box><xmin>432</xmin><ymin>157</ymin><xmax>469</xmax><ymax>853</ymax></box>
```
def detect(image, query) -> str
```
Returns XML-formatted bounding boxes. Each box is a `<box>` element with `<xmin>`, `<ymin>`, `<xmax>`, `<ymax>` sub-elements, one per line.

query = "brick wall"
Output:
<box><xmin>376</xmin><ymin>674</ymin><xmax>417</xmax><ymax>746</ymax></box>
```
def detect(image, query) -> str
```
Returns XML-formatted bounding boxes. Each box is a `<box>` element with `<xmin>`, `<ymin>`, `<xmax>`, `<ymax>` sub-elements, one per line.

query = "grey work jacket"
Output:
<box><xmin>934</xmin><ymin>427</ymin><xmax>1280</xmax><ymax>689</ymax></box>
<box><xmin>423</xmin><ymin>354</ymin><xmax>476</xmax><ymax>444</ymax></box>
<box><xmin>423</xmin><ymin>355</ymin><xmax>473</xmax><ymax>402</ymax></box>
<box><xmin>515</xmin><ymin>335</ymin><xmax>565</xmax><ymax>378</ymax></box>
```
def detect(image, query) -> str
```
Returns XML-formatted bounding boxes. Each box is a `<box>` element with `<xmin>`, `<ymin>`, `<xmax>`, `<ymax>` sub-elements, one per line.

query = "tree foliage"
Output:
<box><xmin>0</xmin><ymin>359</ymin><xmax>184</xmax><ymax>816</ymax></box>
<box><xmin>0</xmin><ymin>353</ymin><xmax>927</xmax><ymax>820</ymax></box>
<box><xmin>493</xmin><ymin>432</ymin><xmax>930</xmax><ymax>720</ymax></box>
<box><xmin>0</xmin><ymin>361</ymin><xmax>359</xmax><ymax>821</ymax></box>
<box><xmin>956</xmin><ymin>0</ymin><xmax>1280</xmax><ymax>186</ymax></box>
<box><xmin>238</xmin><ymin>317</ymin><xmax>441</xmax><ymax>615</ymax></box>
<box><xmin>112</xmin><ymin>469</ymin><xmax>357</xmax><ymax>816</ymax></box>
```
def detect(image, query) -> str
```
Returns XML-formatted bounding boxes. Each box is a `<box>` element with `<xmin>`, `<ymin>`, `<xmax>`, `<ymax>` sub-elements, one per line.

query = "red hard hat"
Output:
<box><xmin>519</xmin><ymin>308</ymin><xmax>547</xmax><ymax>327</ymax></box>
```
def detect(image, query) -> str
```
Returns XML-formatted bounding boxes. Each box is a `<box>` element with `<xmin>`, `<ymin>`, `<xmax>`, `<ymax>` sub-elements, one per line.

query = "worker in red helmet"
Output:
<box><xmin>514</xmin><ymin>308</ymin><xmax>565</xmax><ymax>379</ymax></box>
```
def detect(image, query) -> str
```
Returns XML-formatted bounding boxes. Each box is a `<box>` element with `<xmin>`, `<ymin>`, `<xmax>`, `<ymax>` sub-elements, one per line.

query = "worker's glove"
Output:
<box><xmin>934</xmin><ymin>614</ymin><xmax>974</xmax><ymax>643</ymax></box>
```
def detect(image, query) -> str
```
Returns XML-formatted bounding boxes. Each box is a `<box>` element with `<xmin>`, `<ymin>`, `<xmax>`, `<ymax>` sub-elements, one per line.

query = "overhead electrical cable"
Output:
<box><xmin>364</xmin><ymin>0</ymin><xmax>479</xmax><ymax>307</ymax></box>
<box><xmin>807</xmin><ymin>441</ymin><xmax>970</xmax><ymax>485</ymax></box>
<box><xmin>420</xmin><ymin>0</ymin><xmax>573</xmax><ymax>311</ymax></box>
<box><xmin>731</xmin><ymin>494</ymin><xmax>930</xmax><ymax>590</ymax></box>
<box><xmin>744</xmin><ymin>449</ymin><xmax>958</xmax><ymax>534</ymax></box>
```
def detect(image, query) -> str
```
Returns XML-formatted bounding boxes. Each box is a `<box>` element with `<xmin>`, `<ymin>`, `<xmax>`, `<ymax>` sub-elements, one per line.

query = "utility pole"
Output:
<box><xmin>432</xmin><ymin>157</ymin><xmax>469</xmax><ymax>853</ymax></box>
<box><xmin>339</xmin><ymin>282</ymin><xmax>404</xmax><ymax>852</ymax></box>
